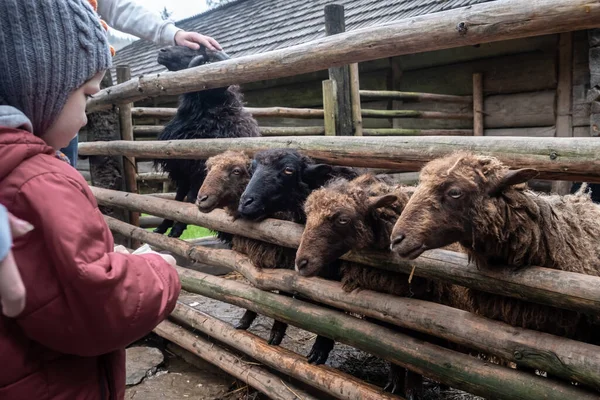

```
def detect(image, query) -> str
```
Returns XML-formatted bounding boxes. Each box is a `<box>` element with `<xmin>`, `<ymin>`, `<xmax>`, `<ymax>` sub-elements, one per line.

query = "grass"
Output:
<box><xmin>142</xmin><ymin>214</ymin><xmax>213</xmax><ymax>240</ymax></box>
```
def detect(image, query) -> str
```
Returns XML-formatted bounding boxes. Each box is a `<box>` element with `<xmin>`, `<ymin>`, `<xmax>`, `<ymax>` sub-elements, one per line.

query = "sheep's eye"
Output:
<box><xmin>284</xmin><ymin>167</ymin><xmax>294</xmax><ymax>175</ymax></box>
<box><xmin>231</xmin><ymin>168</ymin><xmax>242</xmax><ymax>176</ymax></box>
<box><xmin>336</xmin><ymin>216</ymin><xmax>350</xmax><ymax>226</ymax></box>
<box><xmin>447</xmin><ymin>188</ymin><xmax>463</xmax><ymax>199</ymax></box>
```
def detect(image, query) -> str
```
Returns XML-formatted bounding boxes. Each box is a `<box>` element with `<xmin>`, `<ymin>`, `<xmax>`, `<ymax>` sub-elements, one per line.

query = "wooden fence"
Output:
<box><xmin>81</xmin><ymin>0</ymin><xmax>600</xmax><ymax>399</ymax></box>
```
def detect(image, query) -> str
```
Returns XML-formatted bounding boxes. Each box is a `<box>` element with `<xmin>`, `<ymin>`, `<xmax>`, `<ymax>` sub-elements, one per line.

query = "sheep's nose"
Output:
<box><xmin>160</xmin><ymin>48</ymin><xmax>168</xmax><ymax>52</ymax></box>
<box><xmin>197</xmin><ymin>195</ymin><xmax>209</xmax><ymax>203</ymax></box>
<box><xmin>241</xmin><ymin>197</ymin><xmax>254</xmax><ymax>208</ymax></box>
<box><xmin>295</xmin><ymin>258</ymin><xmax>309</xmax><ymax>271</ymax></box>
<box><xmin>390</xmin><ymin>234</ymin><xmax>405</xmax><ymax>251</ymax></box>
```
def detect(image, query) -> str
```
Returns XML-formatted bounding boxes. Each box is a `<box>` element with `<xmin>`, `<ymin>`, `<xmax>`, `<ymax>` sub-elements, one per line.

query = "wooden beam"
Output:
<box><xmin>175</xmin><ymin>267</ymin><xmax>597</xmax><ymax>400</ymax></box>
<box><xmin>133</xmin><ymin>125</ymin><xmax>325</xmax><ymax>137</ymax></box>
<box><xmin>154</xmin><ymin>321</ymin><xmax>318</xmax><ymax>400</ymax></box>
<box><xmin>361</xmin><ymin>109</ymin><xmax>473</xmax><ymax>119</ymax></box>
<box><xmin>94</xmin><ymin>194</ymin><xmax>600</xmax><ymax>315</ymax></box>
<box><xmin>322</xmin><ymin>80</ymin><xmax>336</xmax><ymax>136</ymax></box>
<box><xmin>362</xmin><ymin>129</ymin><xmax>472</xmax><ymax>136</ymax></box>
<box><xmin>349</xmin><ymin>63</ymin><xmax>363</xmax><ymax>136</ymax></box>
<box><xmin>388</xmin><ymin>57</ymin><xmax>404</xmax><ymax>129</ymax></box>
<box><xmin>132</xmin><ymin>106</ymin><xmax>325</xmax><ymax>119</ymax></box>
<box><xmin>473</xmin><ymin>73</ymin><xmax>484</xmax><ymax>136</ymax></box>
<box><xmin>87</xmin><ymin>0</ymin><xmax>600</xmax><ymax>110</ymax></box>
<box><xmin>136</xmin><ymin>172</ymin><xmax>168</xmax><ymax>181</ymax></box>
<box><xmin>552</xmin><ymin>32</ymin><xmax>575</xmax><ymax>195</ymax></box>
<box><xmin>116</xmin><ymin>65</ymin><xmax>139</xmax><ymax>238</ymax></box>
<box><xmin>361</xmin><ymin>90</ymin><xmax>472</xmax><ymax>104</ymax></box>
<box><xmin>107</xmin><ymin>216</ymin><xmax>600</xmax><ymax>389</ymax></box>
<box><xmin>79</xmin><ymin>136</ymin><xmax>600</xmax><ymax>182</ymax></box>
<box><xmin>171</xmin><ymin>304</ymin><xmax>400</xmax><ymax>400</ymax></box>
<box><xmin>131</xmin><ymin>107</ymin><xmax>177</xmax><ymax>118</ymax></box>
<box><xmin>325</xmin><ymin>4</ymin><xmax>353</xmax><ymax>136</ymax></box>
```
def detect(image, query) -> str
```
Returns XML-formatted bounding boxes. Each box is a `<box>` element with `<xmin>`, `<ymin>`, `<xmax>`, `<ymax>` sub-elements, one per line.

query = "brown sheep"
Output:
<box><xmin>295</xmin><ymin>174</ymin><xmax>470</xmax><ymax>398</ymax></box>
<box><xmin>390</xmin><ymin>151</ymin><xmax>600</xmax><ymax>342</ymax></box>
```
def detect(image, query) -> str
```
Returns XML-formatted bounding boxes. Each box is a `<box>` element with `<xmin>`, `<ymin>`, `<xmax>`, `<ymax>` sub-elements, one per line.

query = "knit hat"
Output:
<box><xmin>0</xmin><ymin>0</ymin><xmax>112</xmax><ymax>135</ymax></box>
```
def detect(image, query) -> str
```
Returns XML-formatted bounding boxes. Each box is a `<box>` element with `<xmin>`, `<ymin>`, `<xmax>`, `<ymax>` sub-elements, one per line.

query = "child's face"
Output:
<box><xmin>41</xmin><ymin>71</ymin><xmax>106</xmax><ymax>150</ymax></box>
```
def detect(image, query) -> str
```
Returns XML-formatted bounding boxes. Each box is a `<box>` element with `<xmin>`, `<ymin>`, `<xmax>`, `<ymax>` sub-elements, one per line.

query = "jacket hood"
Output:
<box><xmin>0</xmin><ymin>106</ymin><xmax>54</xmax><ymax>182</ymax></box>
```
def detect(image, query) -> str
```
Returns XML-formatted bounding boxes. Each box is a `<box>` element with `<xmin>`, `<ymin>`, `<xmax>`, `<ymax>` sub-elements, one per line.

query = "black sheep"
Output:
<box><xmin>238</xmin><ymin>148</ymin><xmax>358</xmax><ymax>365</ymax></box>
<box><xmin>153</xmin><ymin>45</ymin><xmax>260</xmax><ymax>238</ymax></box>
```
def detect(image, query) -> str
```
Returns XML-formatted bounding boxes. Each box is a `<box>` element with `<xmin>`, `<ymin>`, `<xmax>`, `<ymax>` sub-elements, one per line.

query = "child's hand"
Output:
<box><xmin>113</xmin><ymin>245</ymin><xmax>130</xmax><ymax>254</ymax></box>
<box><xmin>131</xmin><ymin>244</ymin><xmax>177</xmax><ymax>267</ymax></box>
<box><xmin>158</xmin><ymin>253</ymin><xmax>176</xmax><ymax>267</ymax></box>
<box><xmin>174</xmin><ymin>31</ymin><xmax>222</xmax><ymax>51</ymax></box>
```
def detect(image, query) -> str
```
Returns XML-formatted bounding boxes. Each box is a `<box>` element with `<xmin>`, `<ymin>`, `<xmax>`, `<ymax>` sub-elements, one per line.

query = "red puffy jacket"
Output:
<box><xmin>0</xmin><ymin>129</ymin><xmax>181</xmax><ymax>399</ymax></box>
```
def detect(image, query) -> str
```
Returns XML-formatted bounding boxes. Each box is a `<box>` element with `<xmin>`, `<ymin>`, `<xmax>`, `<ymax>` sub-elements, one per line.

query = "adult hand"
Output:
<box><xmin>0</xmin><ymin>213</ymin><xmax>32</xmax><ymax>317</ymax></box>
<box><xmin>174</xmin><ymin>31</ymin><xmax>222</xmax><ymax>51</ymax></box>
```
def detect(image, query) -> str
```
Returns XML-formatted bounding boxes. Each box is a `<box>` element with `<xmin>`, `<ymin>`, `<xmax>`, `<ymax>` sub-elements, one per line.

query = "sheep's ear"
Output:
<box><xmin>302</xmin><ymin>164</ymin><xmax>333</xmax><ymax>184</ymax></box>
<box><xmin>489</xmin><ymin>168</ymin><xmax>539</xmax><ymax>195</ymax></box>
<box><xmin>367</xmin><ymin>194</ymin><xmax>398</xmax><ymax>210</ymax></box>
<box><xmin>188</xmin><ymin>55</ymin><xmax>207</xmax><ymax>68</ymax></box>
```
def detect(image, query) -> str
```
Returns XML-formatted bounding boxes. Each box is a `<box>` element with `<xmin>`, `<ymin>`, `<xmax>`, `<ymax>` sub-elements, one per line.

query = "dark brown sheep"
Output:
<box><xmin>295</xmin><ymin>174</ymin><xmax>470</xmax><ymax>398</ymax></box>
<box><xmin>390</xmin><ymin>151</ymin><xmax>600</xmax><ymax>341</ymax></box>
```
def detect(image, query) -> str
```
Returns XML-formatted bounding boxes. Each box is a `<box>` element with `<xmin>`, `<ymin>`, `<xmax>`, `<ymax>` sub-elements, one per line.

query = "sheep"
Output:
<box><xmin>153</xmin><ymin>45</ymin><xmax>260</xmax><ymax>238</ymax></box>
<box><xmin>236</xmin><ymin>148</ymin><xmax>359</xmax><ymax>365</ymax></box>
<box><xmin>294</xmin><ymin>174</ymin><xmax>470</xmax><ymax>398</ymax></box>
<box><xmin>390</xmin><ymin>151</ymin><xmax>600</xmax><ymax>342</ymax></box>
<box><xmin>196</xmin><ymin>150</ymin><xmax>295</xmax><ymax>346</ymax></box>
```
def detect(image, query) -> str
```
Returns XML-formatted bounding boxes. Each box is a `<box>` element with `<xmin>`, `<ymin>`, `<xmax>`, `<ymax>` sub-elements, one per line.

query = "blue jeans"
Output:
<box><xmin>60</xmin><ymin>135</ymin><xmax>78</xmax><ymax>168</ymax></box>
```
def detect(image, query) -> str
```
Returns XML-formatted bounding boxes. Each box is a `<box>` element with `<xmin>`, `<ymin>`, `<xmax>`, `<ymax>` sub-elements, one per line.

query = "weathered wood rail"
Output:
<box><xmin>79</xmin><ymin>136</ymin><xmax>600</xmax><ymax>182</ymax></box>
<box><xmin>108</xmin><ymin>215</ymin><xmax>600</xmax><ymax>389</ymax></box>
<box><xmin>86</xmin><ymin>0</ymin><xmax>600</xmax><ymax>110</ymax></box>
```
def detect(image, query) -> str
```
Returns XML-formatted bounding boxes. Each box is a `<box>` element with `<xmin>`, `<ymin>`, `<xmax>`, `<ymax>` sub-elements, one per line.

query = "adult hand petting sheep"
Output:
<box><xmin>175</xmin><ymin>31</ymin><xmax>222</xmax><ymax>51</ymax></box>
<box><xmin>0</xmin><ymin>205</ymin><xmax>32</xmax><ymax>318</ymax></box>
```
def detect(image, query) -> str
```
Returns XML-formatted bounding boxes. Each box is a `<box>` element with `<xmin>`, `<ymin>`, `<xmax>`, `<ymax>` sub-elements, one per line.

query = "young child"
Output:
<box><xmin>0</xmin><ymin>1</ymin><xmax>181</xmax><ymax>399</ymax></box>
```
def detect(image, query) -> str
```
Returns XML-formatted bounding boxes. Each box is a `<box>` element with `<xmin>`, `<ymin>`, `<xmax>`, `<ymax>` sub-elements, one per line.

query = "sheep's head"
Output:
<box><xmin>390</xmin><ymin>151</ymin><xmax>538</xmax><ymax>260</ymax></box>
<box><xmin>157</xmin><ymin>45</ymin><xmax>230</xmax><ymax>71</ymax></box>
<box><xmin>237</xmin><ymin>149</ymin><xmax>338</xmax><ymax>222</ymax></box>
<box><xmin>197</xmin><ymin>151</ymin><xmax>251</xmax><ymax>215</ymax></box>
<box><xmin>295</xmin><ymin>175</ymin><xmax>401</xmax><ymax>277</ymax></box>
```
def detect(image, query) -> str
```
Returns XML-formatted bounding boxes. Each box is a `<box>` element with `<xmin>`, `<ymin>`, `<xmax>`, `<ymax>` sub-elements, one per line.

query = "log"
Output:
<box><xmin>473</xmin><ymin>73</ymin><xmax>484</xmax><ymax>136</ymax></box>
<box><xmin>360</xmin><ymin>90</ymin><xmax>472</xmax><ymax>104</ymax></box>
<box><xmin>107</xmin><ymin>216</ymin><xmax>600</xmax><ymax>389</ymax></box>
<box><xmin>79</xmin><ymin>136</ymin><xmax>600</xmax><ymax>182</ymax></box>
<box><xmin>349</xmin><ymin>63</ymin><xmax>363</xmax><ymax>136</ymax></box>
<box><xmin>95</xmin><ymin>195</ymin><xmax>600</xmax><ymax>315</ymax></box>
<box><xmin>362</xmin><ymin>129</ymin><xmax>472</xmax><ymax>136</ymax></box>
<box><xmin>131</xmin><ymin>107</ymin><xmax>177</xmax><ymax>118</ymax></box>
<box><xmin>146</xmin><ymin>192</ymin><xmax>176</xmax><ymax>200</ymax></box>
<box><xmin>174</xmin><ymin>267</ymin><xmax>597</xmax><ymax>400</ymax></box>
<box><xmin>139</xmin><ymin>215</ymin><xmax>162</xmax><ymax>228</ymax></box>
<box><xmin>361</xmin><ymin>109</ymin><xmax>473</xmax><ymax>119</ymax></box>
<box><xmin>322</xmin><ymin>80</ymin><xmax>336</xmax><ymax>136</ymax></box>
<box><xmin>136</xmin><ymin>172</ymin><xmax>168</xmax><ymax>181</ymax></box>
<box><xmin>154</xmin><ymin>320</ymin><xmax>317</xmax><ymax>400</ymax></box>
<box><xmin>325</xmin><ymin>4</ymin><xmax>353</xmax><ymax>136</ymax></box>
<box><xmin>86</xmin><ymin>0</ymin><xmax>600</xmax><ymax>110</ymax></box>
<box><xmin>131</xmin><ymin>106</ymin><xmax>326</xmax><ymax>119</ymax></box>
<box><xmin>171</xmin><ymin>303</ymin><xmax>400</xmax><ymax>400</ymax></box>
<box><xmin>133</xmin><ymin>125</ymin><xmax>325</xmax><ymax>137</ymax></box>
<box><xmin>116</xmin><ymin>66</ymin><xmax>139</xmax><ymax>236</ymax></box>
<box><xmin>552</xmin><ymin>32</ymin><xmax>575</xmax><ymax>195</ymax></box>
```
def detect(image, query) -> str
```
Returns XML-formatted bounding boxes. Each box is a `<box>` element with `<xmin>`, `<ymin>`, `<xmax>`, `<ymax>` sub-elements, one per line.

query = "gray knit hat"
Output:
<box><xmin>0</xmin><ymin>0</ymin><xmax>112</xmax><ymax>135</ymax></box>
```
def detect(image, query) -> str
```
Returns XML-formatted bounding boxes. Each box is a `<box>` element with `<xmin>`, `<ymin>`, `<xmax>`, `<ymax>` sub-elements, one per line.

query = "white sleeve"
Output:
<box><xmin>97</xmin><ymin>0</ymin><xmax>181</xmax><ymax>46</ymax></box>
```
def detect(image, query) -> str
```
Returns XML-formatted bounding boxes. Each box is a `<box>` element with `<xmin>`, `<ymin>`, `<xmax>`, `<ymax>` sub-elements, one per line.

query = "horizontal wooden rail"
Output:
<box><xmin>174</xmin><ymin>266</ymin><xmax>597</xmax><ymax>400</ymax></box>
<box><xmin>362</xmin><ymin>129</ymin><xmax>472</xmax><ymax>136</ymax></box>
<box><xmin>155</xmin><ymin>320</ymin><xmax>317</xmax><ymax>400</ymax></box>
<box><xmin>107</xmin><ymin>216</ymin><xmax>600</xmax><ymax>389</ymax></box>
<box><xmin>360</xmin><ymin>90</ymin><xmax>472</xmax><ymax>104</ymax></box>
<box><xmin>131</xmin><ymin>106</ymin><xmax>325</xmax><ymax>119</ymax></box>
<box><xmin>86</xmin><ymin>0</ymin><xmax>600</xmax><ymax>110</ymax></box>
<box><xmin>94</xmin><ymin>190</ymin><xmax>600</xmax><ymax>315</ymax></box>
<box><xmin>133</xmin><ymin>125</ymin><xmax>325</xmax><ymax>137</ymax></box>
<box><xmin>361</xmin><ymin>109</ymin><xmax>473</xmax><ymax>119</ymax></box>
<box><xmin>171</xmin><ymin>303</ymin><xmax>400</xmax><ymax>400</ymax></box>
<box><xmin>79</xmin><ymin>136</ymin><xmax>600</xmax><ymax>182</ymax></box>
<box><xmin>136</xmin><ymin>172</ymin><xmax>167</xmax><ymax>181</ymax></box>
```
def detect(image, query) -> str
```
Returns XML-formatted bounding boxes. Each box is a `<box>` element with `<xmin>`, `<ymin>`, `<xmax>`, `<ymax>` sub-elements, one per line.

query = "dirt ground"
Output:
<box><xmin>125</xmin><ymin>285</ymin><xmax>485</xmax><ymax>400</ymax></box>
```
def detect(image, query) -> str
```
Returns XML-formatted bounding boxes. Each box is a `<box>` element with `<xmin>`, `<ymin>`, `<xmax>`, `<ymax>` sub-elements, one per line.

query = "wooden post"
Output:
<box><xmin>349</xmin><ymin>63</ymin><xmax>363</xmax><ymax>136</ymax></box>
<box><xmin>116</xmin><ymin>66</ymin><xmax>140</xmax><ymax>238</ymax></box>
<box><xmin>325</xmin><ymin>4</ymin><xmax>353</xmax><ymax>136</ymax></box>
<box><xmin>552</xmin><ymin>32</ymin><xmax>574</xmax><ymax>195</ymax></box>
<box><xmin>473</xmin><ymin>73</ymin><xmax>484</xmax><ymax>136</ymax></box>
<box><xmin>322</xmin><ymin>80</ymin><xmax>336</xmax><ymax>136</ymax></box>
<box><xmin>388</xmin><ymin>58</ymin><xmax>403</xmax><ymax>129</ymax></box>
<box><xmin>86</xmin><ymin>73</ymin><xmax>130</xmax><ymax>246</ymax></box>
